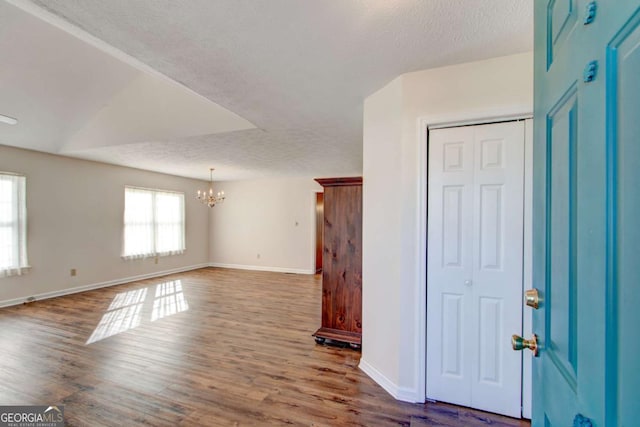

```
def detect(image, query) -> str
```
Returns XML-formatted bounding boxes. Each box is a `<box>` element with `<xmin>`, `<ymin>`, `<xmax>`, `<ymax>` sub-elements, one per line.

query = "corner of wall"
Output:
<box><xmin>359</xmin><ymin>358</ymin><xmax>422</xmax><ymax>403</ymax></box>
<box><xmin>208</xmin><ymin>177</ymin><xmax>321</xmax><ymax>273</ymax></box>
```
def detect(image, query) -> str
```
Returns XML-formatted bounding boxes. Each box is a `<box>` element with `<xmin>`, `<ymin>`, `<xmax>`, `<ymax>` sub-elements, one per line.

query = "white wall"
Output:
<box><xmin>209</xmin><ymin>177</ymin><xmax>322</xmax><ymax>274</ymax></box>
<box><xmin>360</xmin><ymin>76</ymin><xmax>404</xmax><ymax>394</ymax></box>
<box><xmin>361</xmin><ymin>52</ymin><xmax>533</xmax><ymax>401</ymax></box>
<box><xmin>0</xmin><ymin>144</ymin><xmax>210</xmax><ymax>306</ymax></box>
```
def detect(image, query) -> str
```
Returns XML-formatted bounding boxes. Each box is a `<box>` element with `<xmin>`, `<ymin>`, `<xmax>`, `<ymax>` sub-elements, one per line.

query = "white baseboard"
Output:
<box><xmin>0</xmin><ymin>263</ymin><xmax>209</xmax><ymax>308</ymax></box>
<box><xmin>359</xmin><ymin>358</ymin><xmax>422</xmax><ymax>403</ymax></box>
<box><xmin>208</xmin><ymin>262</ymin><xmax>314</xmax><ymax>275</ymax></box>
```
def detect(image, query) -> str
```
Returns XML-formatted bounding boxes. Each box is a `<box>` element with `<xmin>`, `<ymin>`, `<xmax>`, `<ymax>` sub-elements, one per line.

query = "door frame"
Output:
<box><xmin>416</xmin><ymin>107</ymin><xmax>532</xmax><ymax>406</ymax></box>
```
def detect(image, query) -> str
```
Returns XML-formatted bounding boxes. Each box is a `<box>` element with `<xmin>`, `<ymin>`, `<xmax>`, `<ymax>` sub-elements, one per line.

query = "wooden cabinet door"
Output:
<box><xmin>314</xmin><ymin>177</ymin><xmax>362</xmax><ymax>345</ymax></box>
<box><xmin>322</xmin><ymin>184</ymin><xmax>362</xmax><ymax>334</ymax></box>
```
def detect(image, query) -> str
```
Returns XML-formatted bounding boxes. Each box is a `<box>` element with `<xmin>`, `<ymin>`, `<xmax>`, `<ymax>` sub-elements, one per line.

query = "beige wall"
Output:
<box><xmin>361</xmin><ymin>52</ymin><xmax>534</xmax><ymax>401</ymax></box>
<box><xmin>209</xmin><ymin>177</ymin><xmax>322</xmax><ymax>274</ymax></box>
<box><xmin>361</xmin><ymin>76</ymin><xmax>404</xmax><ymax>389</ymax></box>
<box><xmin>0</xmin><ymin>145</ymin><xmax>209</xmax><ymax>306</ymax></box>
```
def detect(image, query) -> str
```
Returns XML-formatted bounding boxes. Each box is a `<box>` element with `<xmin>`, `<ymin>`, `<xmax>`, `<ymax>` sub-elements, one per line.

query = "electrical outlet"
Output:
<box><xmin>257</xmin><ymin>253</ymin><xmax>261</xmax><ymax>259</ymax></box>
<box><xmin>70</xmin><ymin>268</ymin><xmax>77</xmax><ymax>277</ymax></box>
<box><xmin>154</xmin><ymin>257</ymin><xmax>159</xmax><ymax>264</ymax></box>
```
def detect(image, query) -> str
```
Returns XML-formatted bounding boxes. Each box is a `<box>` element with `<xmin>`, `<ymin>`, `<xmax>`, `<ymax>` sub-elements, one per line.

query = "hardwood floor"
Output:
<box><xmin>0</xmin><ymin>268</ymin><xmax>531</xmax><ymax>426</ymax></box>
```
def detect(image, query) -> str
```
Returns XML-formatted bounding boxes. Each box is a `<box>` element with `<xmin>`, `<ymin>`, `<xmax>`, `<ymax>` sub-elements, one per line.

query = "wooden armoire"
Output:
<box><xmin>312</xmin><ymin>177</ymin><xmax>362</xmax><ymax>348</ymax></box>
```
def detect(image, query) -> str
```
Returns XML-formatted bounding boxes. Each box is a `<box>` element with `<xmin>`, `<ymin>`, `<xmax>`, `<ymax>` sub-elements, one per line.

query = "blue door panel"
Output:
<box><xmin>546</xmin><ymin>87</ymin><xmax>578</xmax><ymax>385</ymax></box>
<box><xmin>547</xmin><ymin>0</ymin><xmax>577</xmax><ymax>67</ymax></box>
<box><xmin>534</xmin><ymin>2</ymin><xmax>640</xmax><ymax>426</ymax></box>
<box><xmin>607</xmin><ymin>8</ymin><xmax>640</xmax><ymax>425</ymax></box>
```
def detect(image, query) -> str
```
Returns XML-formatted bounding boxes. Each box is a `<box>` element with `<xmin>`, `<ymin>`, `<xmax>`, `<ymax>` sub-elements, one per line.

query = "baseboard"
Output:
<box><xmin>208</xmin><ymin>262</ymin><xmax>314</xmax><ymax>275</ymax></box>
<box><xmin>359</xmin><ymin>358</ymin><xmax>422</xmax><ymax>403</ymax></box>
<box><xmin>0</xmin><ymin>263</ymin><xmax>209</xmax><ymax>308</ymax></box>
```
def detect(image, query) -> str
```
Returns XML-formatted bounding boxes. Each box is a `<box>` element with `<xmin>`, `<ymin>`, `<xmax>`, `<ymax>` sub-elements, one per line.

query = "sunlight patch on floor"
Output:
<box><xmin>86</xmin><ymin>280</ymin><xmax>189</xmax><ymax>344</ymax></box>
<box><xmin>86</xmin><ymin>288</ymin><xmax>147</xmax><ymax>344</ymax></box>
<box><xmin>152</xmin><ymin>280</ymin><xmax>189</xmax><ymax>321</ymax></box>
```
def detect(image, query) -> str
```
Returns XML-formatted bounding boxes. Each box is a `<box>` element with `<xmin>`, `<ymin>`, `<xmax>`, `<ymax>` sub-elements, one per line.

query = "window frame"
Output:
<box><xmin>0</xmin><ymin>171</ymin><xmax>29</xmax><ymax>278</ymax></box>
<box><xmin>122</xmin><ymin>186</ymin><xmax>186</xmax><ymax>260</ymax></box>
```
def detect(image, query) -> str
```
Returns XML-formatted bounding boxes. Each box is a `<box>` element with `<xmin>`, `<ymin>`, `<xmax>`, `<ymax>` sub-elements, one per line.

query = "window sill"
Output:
<box><xmin>121</xmin><ymin>250</ymin><xmax>185</xmax><ymax>261</ymax></box>
<box><xmin>0</xmin><ymin>266</ymin><xmax>31</xmax><ymax>278</ymax></box>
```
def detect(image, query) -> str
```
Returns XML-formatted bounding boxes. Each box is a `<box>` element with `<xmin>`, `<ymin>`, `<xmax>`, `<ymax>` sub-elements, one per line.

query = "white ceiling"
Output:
<box><xmin>0</xmin><ymin>0</ymin><xmax>533</xmax><ymax>181</ymax></box>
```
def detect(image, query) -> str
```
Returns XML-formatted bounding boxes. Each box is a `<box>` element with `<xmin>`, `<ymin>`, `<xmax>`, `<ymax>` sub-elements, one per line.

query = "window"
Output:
<box><xmin>0</xmin><ymin>172</ymin><xmax>29</xmax><ymax>277</ymax></box>
<box><xmin>122</xmin><ymin>187</ymin><xmax>185</xmax><ymax>259</ymax></box>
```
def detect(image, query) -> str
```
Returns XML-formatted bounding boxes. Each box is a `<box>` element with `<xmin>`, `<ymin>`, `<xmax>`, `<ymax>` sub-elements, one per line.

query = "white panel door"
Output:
<box><xmin>427</xmin><ymin>121</ymin><xmax>524</xmax><ymax>418</ymax></box>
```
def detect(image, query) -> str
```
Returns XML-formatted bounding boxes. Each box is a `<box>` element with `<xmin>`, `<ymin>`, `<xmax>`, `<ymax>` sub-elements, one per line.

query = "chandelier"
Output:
<box><xmin>196</xmin><ymin>168</ymin><xmax>225</xmax><ymax>207</ymax></box>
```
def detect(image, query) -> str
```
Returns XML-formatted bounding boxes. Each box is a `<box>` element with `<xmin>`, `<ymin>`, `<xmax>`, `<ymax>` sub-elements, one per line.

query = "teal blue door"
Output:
<box><xmin>533</xmin><ymin>1</ymin><xmax>640</xmax><ymax>426</ymax></box>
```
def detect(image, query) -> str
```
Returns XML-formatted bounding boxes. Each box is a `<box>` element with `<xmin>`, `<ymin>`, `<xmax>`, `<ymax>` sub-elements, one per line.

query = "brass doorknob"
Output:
<box><xmin>512</xmin><ymin>334</ymin><xmax>539</xmax><ymax>357</ymax></box>
<box><xmin>525</xmin><ymin>289</ymin><xmax>540</xmax><ymax>309</ymax></box>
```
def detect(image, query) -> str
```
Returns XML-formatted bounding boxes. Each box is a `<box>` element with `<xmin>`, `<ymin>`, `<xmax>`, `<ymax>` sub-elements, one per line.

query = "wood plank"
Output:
<box><xmin>0</xmin><ymin>267</ymin><xmax>529</xmax><ymax>426</ymax></box>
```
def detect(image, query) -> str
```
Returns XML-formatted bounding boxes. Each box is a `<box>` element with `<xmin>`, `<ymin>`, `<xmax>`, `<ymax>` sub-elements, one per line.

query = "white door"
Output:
<box><xmin>426</xmin><ymin>121</ymin><xmax>524</xmax><ymax>417</ymax></box>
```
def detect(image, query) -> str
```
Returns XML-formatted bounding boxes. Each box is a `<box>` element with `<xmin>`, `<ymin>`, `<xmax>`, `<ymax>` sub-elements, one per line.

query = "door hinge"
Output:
<box><xmin>584</xmin><ymin>1</ymin><xmax>597</xmax><ymax>25</ymax></box>
<box><xmin>583</xmin><ymin>61</ymin><xmax>598</xmax><ymax>83</ymax></box>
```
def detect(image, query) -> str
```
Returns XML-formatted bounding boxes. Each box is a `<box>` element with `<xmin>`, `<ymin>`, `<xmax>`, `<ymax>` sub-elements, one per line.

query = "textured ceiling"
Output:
<box><xmin>2</xmin><ymin>0</ymin><xmax>533</xmax><ymax>181</ymax></box>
